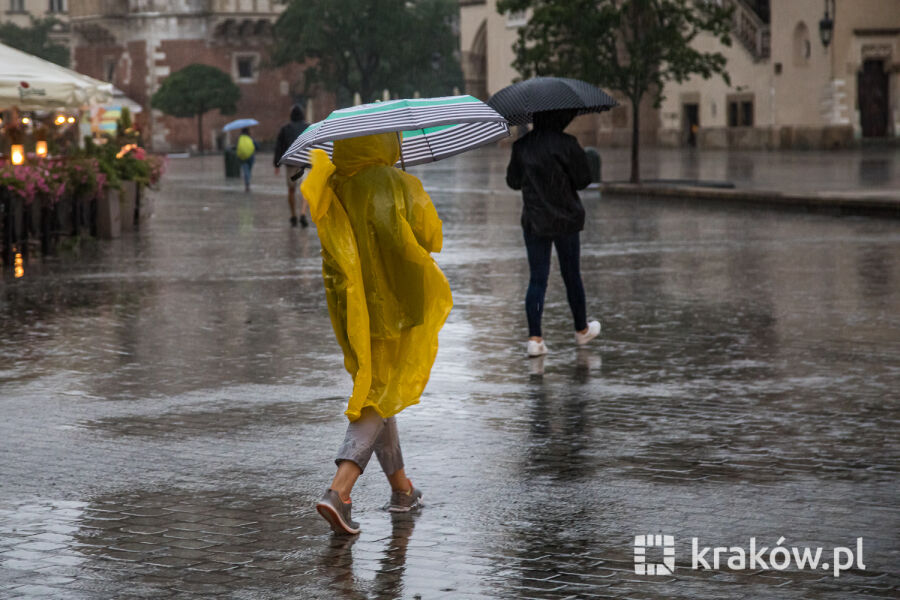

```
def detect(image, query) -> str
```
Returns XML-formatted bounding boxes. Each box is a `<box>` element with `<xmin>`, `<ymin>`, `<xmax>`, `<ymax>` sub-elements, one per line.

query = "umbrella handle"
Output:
<box><xmin>396</xmin><ymin>131</ymin><xmax>406</xmax><ymax>171</ymax></box>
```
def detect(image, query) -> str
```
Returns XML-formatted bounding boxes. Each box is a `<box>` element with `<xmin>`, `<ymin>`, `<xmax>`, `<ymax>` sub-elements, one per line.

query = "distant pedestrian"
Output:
<box><xmin>236</xmin><ymin>127</ymin><xmax>257</xmax><ymax>192</ymax></box>
<box><xmin>505</xmin><ymin>109</ymin><xmax>601</xmax><ymax>357</ymax></box>
<box><xmin>274</xmin><ymin>104</ymin><xmax>310</xmax><ymax>227</ymax></box>
<box><xmin>301</xmin><ymin>132</ymin><xmax>452</xmax><ymax>535</ymax></box>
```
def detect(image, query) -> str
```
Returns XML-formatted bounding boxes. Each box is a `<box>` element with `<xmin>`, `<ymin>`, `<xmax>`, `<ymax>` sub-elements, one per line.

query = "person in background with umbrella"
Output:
<box><xmin>506</xmin><ymin>109</ymin><xmax>601</xmax><ymax>357</ymax></box>
<box><xmin>236</xmin><ymin>126</ymin><xmax>257</xmax><ymax>192</ymax></box>
<box><xmin>303</xmin><ymin>132</ymin><xmax>452</xmax><ymax>535</ymax></box>
<box><xmin>490</xmin><ymin>77</ymin><xmax>616</xmax><ymax>357</ymax></box>
<box><xmin>273</xmin><ymin>104</ymin><xmax>310</xmax><ymax>228</ymax></box>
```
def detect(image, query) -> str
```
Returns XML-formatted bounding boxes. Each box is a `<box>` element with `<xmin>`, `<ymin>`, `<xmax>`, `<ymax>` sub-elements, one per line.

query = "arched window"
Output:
<box><xmin>793</xmin><ymin>22</ymin><xmax>811</xmax><ymax>66</ymax></box>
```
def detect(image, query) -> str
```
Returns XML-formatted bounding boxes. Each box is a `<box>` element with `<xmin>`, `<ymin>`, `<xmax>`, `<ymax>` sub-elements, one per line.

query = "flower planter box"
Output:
<box><xmin>72</xmin><ymin>194</ymin><xmax>92</xmax><ymax>236</ymax></box>
<box><xmin>10</xmin><ymin>196</ymin><xmax>24</xmax><ymax>242</ymax></box>
<box><xmin>96</xmin><ymin>188</ymin><xmax>122</xmax><ymax>239</ymax></box>
<box><xmin>1</xmin><ymin>194</ymin><xmax>23</xmax><ymax>266</ymax></box>
<box><xmin>40</xmin><ymin>204</ymin><xmax>54</xmax><ymax>256</ymax></box>
<box><xmin>54</xmin><ymin>196</ymin><xmax>74</xmax><ymax>235</ymax></box>
<box><xmin>136</xmin><ymin>184</ymin><xmax>154</xmax><ymax>224</ymax></box>
<box><xmin>120</xmin><ymin>180</ymin><xmax>137</xmax><ymax>231</ymax></box>
<box><xmin>84</xmin><ymin>195</ymin><xmax>98</xmax><ymax>237</ymax></box>
<box><xmin>26</xmin><ymin>201</ymin><xmax>41</xmax><ymax>238</ymax></box>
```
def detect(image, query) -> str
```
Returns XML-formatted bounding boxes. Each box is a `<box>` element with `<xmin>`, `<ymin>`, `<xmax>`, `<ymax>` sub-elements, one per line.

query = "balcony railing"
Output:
<box><xmin>724</xmin><ymin>0</ymin><xmax>770</xmax><ymax>61</ymax></box>
<box><xmin>70</xmin><ymin>1</ymin><xmax>216</xmax><ymax>18</ymax></box>
<box><xmin>70</xmin><ymin>0</ymin><xmax>281</xmax><ymax>18</ymax></box>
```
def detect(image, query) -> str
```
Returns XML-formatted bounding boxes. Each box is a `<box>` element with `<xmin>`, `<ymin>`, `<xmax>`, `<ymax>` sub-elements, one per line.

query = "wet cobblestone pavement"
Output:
<box><xmin>1</xmin><ymin>148</ymin><xmax>899</xmax><ymax>599</ymax></box>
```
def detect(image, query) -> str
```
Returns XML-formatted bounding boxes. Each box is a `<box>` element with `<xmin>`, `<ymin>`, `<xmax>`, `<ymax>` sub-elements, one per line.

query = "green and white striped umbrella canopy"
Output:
<box><xmin>278</xmin><ymin>95</ymin><xmax>509</xmax><ymax>168</ymax></box>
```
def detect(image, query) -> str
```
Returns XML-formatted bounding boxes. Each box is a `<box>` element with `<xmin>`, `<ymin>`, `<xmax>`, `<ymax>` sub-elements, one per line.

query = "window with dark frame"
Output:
<box><xmin>9</xmin><ymin>0</ymin><xmax>25</xmax><ymax>13</ymax></box>
<box><xmin>49</xmin><ymin>0</ymin><xmax>67</xmax><ymax>12</ymax></box>
<box><xmin>741</xmin><ymin>101</ymin><xmax>754</xmax><ymax>127</ymax></box>
<box><xmin>727</xmin><ymin>97</ymin><xmax>754</xmax><ymax>127</ymax></box>
<box><xmin>237</xmin><ymin>56</ymin><xmax>254</xmax><ymax>80</ymax></box>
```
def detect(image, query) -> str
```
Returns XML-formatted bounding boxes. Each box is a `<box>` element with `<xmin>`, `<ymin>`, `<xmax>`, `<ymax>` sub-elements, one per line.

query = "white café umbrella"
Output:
<box><xmin>0</xmin><ymin>42</ymin><xmax>113</xmax><ymax>110</ymax></box>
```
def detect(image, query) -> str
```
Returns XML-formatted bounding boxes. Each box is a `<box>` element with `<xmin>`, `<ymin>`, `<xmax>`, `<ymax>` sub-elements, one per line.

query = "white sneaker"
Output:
<box><xmin>574</xmin><ymin>320</ymin><xmax>601</xmax><ymax>345</ymax></box>
<box><xmin>526</xmin><ymin>340</ymin><xmax>548</xmax><ymax>357</ymax></box>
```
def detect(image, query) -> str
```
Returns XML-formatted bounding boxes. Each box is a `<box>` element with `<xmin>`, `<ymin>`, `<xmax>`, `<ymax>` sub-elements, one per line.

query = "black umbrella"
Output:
<box><xmin>487</xmin><ymin>76</ymin><xmax>618</xmax><ymax>126</ymax></box>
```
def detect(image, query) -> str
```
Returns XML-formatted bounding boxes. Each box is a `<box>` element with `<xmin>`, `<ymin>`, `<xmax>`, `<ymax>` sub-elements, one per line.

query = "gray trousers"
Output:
<box><xmin>335</xmin><ymin>407</ymin><xmax>404</xmax><ymax>475</ymax></box>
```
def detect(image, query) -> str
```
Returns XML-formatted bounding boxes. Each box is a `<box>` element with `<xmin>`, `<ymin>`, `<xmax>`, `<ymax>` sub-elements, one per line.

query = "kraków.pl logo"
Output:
<box><xmin>634</xmin><ymin>534</ymin><xmax>675</xmax><ymax>575</ymax></box>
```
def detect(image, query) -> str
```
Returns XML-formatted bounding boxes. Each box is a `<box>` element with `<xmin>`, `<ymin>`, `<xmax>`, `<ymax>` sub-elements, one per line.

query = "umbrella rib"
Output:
<box><xmin>396</xmin><ymin>131</ymin><xmax>406</xmax><ymax>171</ymax></box>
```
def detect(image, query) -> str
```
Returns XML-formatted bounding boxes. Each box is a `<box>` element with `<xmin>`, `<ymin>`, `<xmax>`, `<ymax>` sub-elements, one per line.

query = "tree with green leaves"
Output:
<box><xmin>272</xmin><ymin>0</ymin><xmax>462</xmax><ymax>106</ymax></box>
<box><xmin>150</xmin><ymin>64</ymin><xmax>240</xmax><ymax>153</ymax></box>
<box><xmin>0</xmin><ymin>17</ymin><xmax>69</xmax><ymax>67</ymax></box>
<box><xmin>497</xmin><ymin>0</ymin><xmax>733</xmax><ymax>182</ymax></box>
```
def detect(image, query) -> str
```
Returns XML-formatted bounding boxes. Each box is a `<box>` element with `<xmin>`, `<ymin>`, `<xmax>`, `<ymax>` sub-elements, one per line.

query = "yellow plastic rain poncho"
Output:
<box><xmin>301</xmin><ymin>133</ymin><xmax>453</xmax><ymax>421</ymax></box>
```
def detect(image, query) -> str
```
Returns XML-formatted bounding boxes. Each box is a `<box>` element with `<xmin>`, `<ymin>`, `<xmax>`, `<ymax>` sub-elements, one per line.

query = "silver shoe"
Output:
<box><xmin>385</xmin><ymin>481</ymin><xmax>423</xmax><ymax>513</ymax></box>
<box><xmin>316</xmin><ymin>489</ymin><xmax>360</xmax><ymax>535</ymax></box>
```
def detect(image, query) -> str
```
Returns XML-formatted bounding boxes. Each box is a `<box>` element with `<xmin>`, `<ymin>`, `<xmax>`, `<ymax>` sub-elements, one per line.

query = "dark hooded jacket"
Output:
<box><xmin>273</xmin><ymin>104</ymin><xmax>310</xmax><ymax>167</ymax></box>
<box><xmin>506</xmin><ymin>110</ymin><xmax>592</xmax><ymax>237</ymax></box>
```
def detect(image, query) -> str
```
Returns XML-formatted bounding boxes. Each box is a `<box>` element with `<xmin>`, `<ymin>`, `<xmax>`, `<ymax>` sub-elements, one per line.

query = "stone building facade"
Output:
<box><xmin>458</xmin><ymin>0</ymin><xmax>661</xmax><ymax>149</ymax></box>
<box><xmin>1</xmin><ymin>0</ymin><xmax>70</xmax><ymax>46</ymax></box>
<box><xmin>659</xmin><ymin>0</ymin><xmax>900</xmax><ymax>149</ymax></box>
<box><xmin>69</xmin><ymin>0</ymin><xmax>333</xmax><ymax>152</ymax></box>
<box><xmin>459</xmin><ymin>0</ymin><xmax>900</xmax><ymax>150</ymax></box>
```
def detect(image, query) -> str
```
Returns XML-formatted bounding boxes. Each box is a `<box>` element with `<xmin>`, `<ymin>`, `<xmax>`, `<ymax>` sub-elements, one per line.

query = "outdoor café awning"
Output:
<box><xmin>0</xmin><ymin>42</ymin><xmax>113</xmax><ymax>110</ymax></box>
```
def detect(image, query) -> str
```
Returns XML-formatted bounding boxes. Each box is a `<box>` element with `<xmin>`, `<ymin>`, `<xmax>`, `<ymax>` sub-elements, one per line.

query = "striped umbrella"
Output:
<box><xmin>278</xmin><ymin>95</ymin><xmax>509</xmax><ymax>169</ymax></box>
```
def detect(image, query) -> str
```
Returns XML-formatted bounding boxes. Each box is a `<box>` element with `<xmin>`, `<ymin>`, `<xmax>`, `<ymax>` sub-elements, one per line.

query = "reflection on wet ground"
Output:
<box><xmin>1</xmin><ymin>148</ymin><xmax>899</xmax><ymax>598</ymax></box>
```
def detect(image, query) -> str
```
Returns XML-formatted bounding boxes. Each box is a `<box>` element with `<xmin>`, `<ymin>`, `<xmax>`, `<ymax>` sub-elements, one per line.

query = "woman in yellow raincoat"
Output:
<box><xmin>304</xmin><ymin>132</ymin><xmax>452</xmax><ymax>535</ymax></box>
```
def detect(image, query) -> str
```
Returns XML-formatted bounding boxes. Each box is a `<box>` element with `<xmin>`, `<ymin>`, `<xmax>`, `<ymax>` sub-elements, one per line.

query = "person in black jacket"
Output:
<box><xmin>273</xmin><ymin>104</ymin><xmax>310</xmax><ymax>227</ymax></box>
<box><xmin>506</xmin><ymin>109</ymin><xmax>601</xmax><ymax>357</ymax></box>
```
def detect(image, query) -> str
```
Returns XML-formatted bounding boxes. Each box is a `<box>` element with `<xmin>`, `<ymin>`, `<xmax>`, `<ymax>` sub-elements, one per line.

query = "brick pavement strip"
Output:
<box><xmin>1</xmin><ymin>152</ymin><xmax>899</xmax><ymax>598</ymax></box>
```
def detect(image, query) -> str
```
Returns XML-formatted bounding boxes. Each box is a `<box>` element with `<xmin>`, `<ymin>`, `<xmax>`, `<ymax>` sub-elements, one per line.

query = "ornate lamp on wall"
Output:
<box><xmin>36</xmin><ymin>141</ymin><xmax>48</xmax><ymax>158</ymax></box>
<box><xmin>819</xmin><ymin>0</ymin><xmax>835</xmax><ymax>48</ymax></box>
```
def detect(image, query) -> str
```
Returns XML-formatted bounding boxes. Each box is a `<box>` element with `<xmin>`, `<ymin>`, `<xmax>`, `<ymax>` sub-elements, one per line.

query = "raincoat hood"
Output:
<box><xmin>533</xmin><ymin>109</ymin><xmax>577</xmax><ymax>131</ymax></box>
<box><xmin>332</xmin><ymin>132</ymin><xmax>401</xmax><ymax>177</ymax></box>
<box><xmin>290</xmin><ymin>103</ymin><xmax>305</xmax><ymax>122</ymax></box>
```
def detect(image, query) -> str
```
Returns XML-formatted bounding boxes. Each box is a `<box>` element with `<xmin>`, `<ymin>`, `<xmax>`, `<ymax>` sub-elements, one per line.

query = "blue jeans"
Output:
<box><xmin>524</xmin><ymin>230</ymin><xmax>587</xmax><ymax>338</ymax></box>
<box><xmin>240</xmin><ymin>155</ymin><xmax>255</xmax><ymax>187</ymax></box>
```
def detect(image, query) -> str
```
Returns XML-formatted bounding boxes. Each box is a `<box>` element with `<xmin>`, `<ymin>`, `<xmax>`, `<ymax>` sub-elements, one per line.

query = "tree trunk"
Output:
<box><xmin>630</xmin><ymin>96</ymin><xmax>641</xmax><ymax>184</ymax></box>
<box><xmin>197</xmin><ymin>111</ymin><xmax>204</xmax><ymax>154</ymax></box>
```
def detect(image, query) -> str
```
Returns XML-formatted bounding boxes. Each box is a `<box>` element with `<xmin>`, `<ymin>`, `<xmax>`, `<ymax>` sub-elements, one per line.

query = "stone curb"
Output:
<box><xmin>597</xmin><ymin>183</ymin><xmax>900</xmax><ymax>218</ymax></box>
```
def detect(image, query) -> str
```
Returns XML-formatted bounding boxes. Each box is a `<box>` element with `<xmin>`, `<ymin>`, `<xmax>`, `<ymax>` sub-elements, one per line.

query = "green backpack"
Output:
<box><xmin>236</xmin><ymin>134</ymin><xmax>255</xmax><ymax>160</ymax></box>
